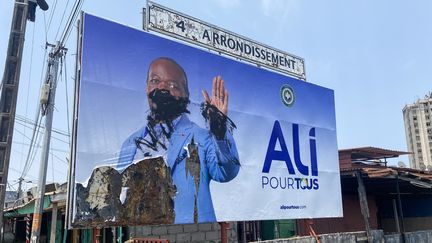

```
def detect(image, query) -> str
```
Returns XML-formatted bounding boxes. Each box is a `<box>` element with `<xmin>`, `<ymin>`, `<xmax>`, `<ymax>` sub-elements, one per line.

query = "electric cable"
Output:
<box><xmin>20</xmin><ymin>113</ymin><xmax>43</xmax><ymax>179</ymax></box>
<box><xmin>12</xmin><ymin>140</ymin><xmax>68</xmax><ymax>154</ymax></box>
<box><xmin>47</xmin><ymin>0</ymin><xmax>58</xmax><ymax>34</ymax></box>
<box><xmin>19</xmin><ymin>21</ymin><xmax>36</xmax><ymax>174</ymax></box>
<box><xmin>53</xmin><ymin>0</ymin><xmax>71</xmax><ymax>42</ymax></box>
<box><xmin>59</xmin><ymin>0</ymin><xmax>84</xmax><ymax>46</ymax></box>
<box><xmin>16</xmin><ymin>114</ymin><xmax>69</xmax><ymax>137</ymax></box>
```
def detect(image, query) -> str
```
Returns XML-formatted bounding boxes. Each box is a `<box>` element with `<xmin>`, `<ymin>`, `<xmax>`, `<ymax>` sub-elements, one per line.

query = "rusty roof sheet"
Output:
<box><xmin>339</xmin><ymin>146</ymin><xmax>410</xmax><ymax>161</ymax></box>
<box><xmin>341</xmin><ymin>165</ymin><xmax>432</xmax><ymax>182</ymax></box>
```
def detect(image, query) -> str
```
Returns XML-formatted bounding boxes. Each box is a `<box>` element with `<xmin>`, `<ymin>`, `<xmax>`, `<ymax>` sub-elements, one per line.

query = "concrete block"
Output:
<box><xmin>191</xmin><ymin>232</ymin><xmax>206</xmax><ymax>241</ymax></box>
<box><xmin>131</xmin><ymin>226</ymin><xmax>152</xmax><ymax>237</ymax></box>
<box><xmin>212</xmin><ymin>222</ymin><xmax>221</xmax><ymax>230</ymax></box>
<box><xmin>198</xmin><ymin>223</ymin><xmax>213</xmax><ymax>231</ymax></box>
<box><xmin>159</xmin><ymin>234</ymin><xmax>176</xmax><ymax>243</ymax></box>
<box><xmin>151</xmin><ymin>226</ymin><xmax>168</xmax><ymax>235</ymax></box>
<box><xmin>205</xmin><ymin>231</ymin><xmax>220</xmax><ymax>241</ymax></box>
<box><xmin>176</xmin><ymin>233</ymin><xmax>191</xmax><ymax>242</ymax></box>
<box><xmin>183</xmin><ymin>224</ymin><xmax>198</xmax><ymax>232</ymax></box>
<box><xmin>167</xmin><ymin>225</ymin><xmax>184</xmax><ymax>234</ymax></box>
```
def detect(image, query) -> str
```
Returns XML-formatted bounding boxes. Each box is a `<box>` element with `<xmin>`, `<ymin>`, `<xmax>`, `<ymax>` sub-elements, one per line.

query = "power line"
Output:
<box><xmin>59</xmin><ymin>0</ymin><xmax>84</xmax><ymax>46</ymax></box>
<box><xmin>20</xmin><ymin>21</ymin><xmax>36</xmax><ymax>175</ymax></box>
<box><xmin>12</xmin><ymin>137</ymin><xmax>69</xmax><ymax>154</ymax></box>
<box><xmin>49</xmin><ymin>152</ymin><xmax>69</xmax><ymax>165</ymax></box>
<box><xmin>15</xmin><ymin>119</ymin><xmax>70</xmax><ymax>144</ymax></box>
<box><xmin>53</xmin><ymin>0</ymin><xmax>71</xmax><ymax>42</ymax></box>
<box><xmin>47</xmin><ymin>0</ymin><xmax>59</xmax><ymax>34</ymax></box>
<box><xmin>16</xmin><ymin>114</ymin><xmax>69</xmax><ymax>137</ymax></box>
<box><xmin>21</xmin><ymin>112</ymin><xmax>43</xmax><ymax>179</ymax></box>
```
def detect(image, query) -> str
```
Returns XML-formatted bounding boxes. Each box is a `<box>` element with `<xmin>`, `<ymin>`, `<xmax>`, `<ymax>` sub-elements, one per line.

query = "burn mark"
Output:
<box><xmin>133</xmin><ymin>89</ymin><xmax>190</xmax><ymax>153</ymax></box>
<box><xmin>73</xmin><ymin>157</ymin><xmax>176</xmax><ymax>227</ymax></box>
<box><xmin>148</xmin><ymin>89</ymin><xmax>190</xmax><ymax>123</ymax></box>
<box><xmin>201</xmin><ymin>102</ymin><xmax>237</xmax><ymax>140</ymax></box>
<box><xmin>185</xmin><ymin>136</ymin><xmax>201</xmax><ymax>223</ymax></box>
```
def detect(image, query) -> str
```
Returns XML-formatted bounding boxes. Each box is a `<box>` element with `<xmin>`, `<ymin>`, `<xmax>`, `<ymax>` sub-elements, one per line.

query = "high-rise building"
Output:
<box><xmin>403</xmin><ymin>92</ymin><xmax>432</xmax><ymax>169</ymax></box>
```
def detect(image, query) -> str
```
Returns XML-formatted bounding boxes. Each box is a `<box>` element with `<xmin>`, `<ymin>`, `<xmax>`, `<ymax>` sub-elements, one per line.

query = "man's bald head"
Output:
<box><xmin>146</xmin><ymin>57</ymin><xmax>189</xmax><ymax>98</ymax></box>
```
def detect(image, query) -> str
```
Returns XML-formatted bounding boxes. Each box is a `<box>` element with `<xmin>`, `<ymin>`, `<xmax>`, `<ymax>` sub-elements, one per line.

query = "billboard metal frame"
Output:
<box><xmin>146</xmin><ymin>1</ymin><xmax>306</xmax><ymax>81</ymax></box>
<box><xmin>66</xmin><ymin>11</ymin><xmax>84</xmax><ymax>229</ymax></box>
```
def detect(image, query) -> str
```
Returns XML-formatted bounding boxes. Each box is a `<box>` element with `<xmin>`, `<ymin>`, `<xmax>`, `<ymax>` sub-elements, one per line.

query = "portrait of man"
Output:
<box><xmin>116</xmin><ymin>57</ymin><xmax>241</xmax><ymax>224</ymax></box>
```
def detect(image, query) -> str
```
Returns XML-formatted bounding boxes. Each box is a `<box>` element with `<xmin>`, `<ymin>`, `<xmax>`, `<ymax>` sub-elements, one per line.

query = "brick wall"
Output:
<box><xmin>128</xmin><ymin>222</ymin><xmax>238</xmax><ymax>243</ymax></box>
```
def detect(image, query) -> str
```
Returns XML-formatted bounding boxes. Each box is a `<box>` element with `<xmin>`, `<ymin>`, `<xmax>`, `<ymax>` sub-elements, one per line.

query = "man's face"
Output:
<box><xmin>147</xmin><ymin>59</ymin><xmax>188</xmax><ymax>101</ymax></box>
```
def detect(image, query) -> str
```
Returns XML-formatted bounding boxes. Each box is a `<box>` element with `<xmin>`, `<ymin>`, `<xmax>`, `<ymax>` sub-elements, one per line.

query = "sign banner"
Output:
<box><xmin>147</xmin><ymin>1</ymin><xmax>306</xmax><ymax>80</ymax></box>
<box><xmin>69</xmin><ymin>13</ymin><xmax>342</xmax><ymax>227</ymax></box>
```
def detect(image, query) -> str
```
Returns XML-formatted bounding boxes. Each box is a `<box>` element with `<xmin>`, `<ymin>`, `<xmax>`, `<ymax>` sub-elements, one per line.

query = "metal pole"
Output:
<box><xmin>30</xmin><ymin>43</ymin><xmax>64</xmax><ymax>243</ymax></box>
<box><xmin>242</xmin><ymin>221</ymin><xmax>246</xmax><ymax>243</ymax></box>
<box><xmin>17</xmin><ymin>178</ymin><xmax>23</xmax><ymax>200</ymax></box>
<box><xmin>25</xmin><ymin>214</ymin><xmax>31</xmax><ymax>243</ymax></box>
<box><xmin>112</xmin><ymin>227</ymin><xmax>117</xmax><ymax>243</ymax></box>
<box><xmin>0</xmin><ymin>1</ymin><xmax>29</xmax><ymax>241</ymax></box>
<box><xmin>392</xmin><ymin>199</ymin><xmax>401</xmax><ymax>233</ymax></box>
<box><xmin>396</xmin><ymin>174</ymin><xmax>405</xmax><ymax>242</ymax></box>
<box><xmin>220</xmin><ymin>222</ymin><xmax>229</xmax><ymax>243</ymax></box>
<box><xmin>49</xmin><ymin>202</ymin><xmax>58</xmax><ymax>243</ymax></box>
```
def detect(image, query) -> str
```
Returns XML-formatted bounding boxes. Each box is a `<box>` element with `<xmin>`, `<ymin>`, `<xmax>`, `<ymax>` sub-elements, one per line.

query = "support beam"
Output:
<box><xmin>30</xmin><ymin>42</ymin><xmax>66</xmax><ymax>243</ymax></box>
<box><xmin>355</xmin><ymin>171</ymin><xmax>372</xmax><ymax>243</ymax></box>
<box><xmin>93</xmin><ymin>228</ymin><xmax>101</xmax><ymax>243</ymax></box>
<box><xmin>396</xmin><ymin>174</ymin><xmax>406</xmax><ymax>242</ymax></box>
<box><xmin>0</xmin><ymin>1</ymin><xmax>29</xmax><ymax>241</ymax></box>
<box><xmin>220</xmin><ymin>222</ymin><xmax>229</xmax><ymax>243</ymax></box>
<box><xmin>49</xmin><ymin>202</ymin><xmax>58</xmax><ymax>243</ymax></box>
<box><xmin>72</xmin><ymin>229</ymin><xmax>79</xmax><ymax>243</ymax></box>
<box><xmin>392</xmin><ymin>199</ymin><xmax>400</xmax><ymax>233</ymax></box>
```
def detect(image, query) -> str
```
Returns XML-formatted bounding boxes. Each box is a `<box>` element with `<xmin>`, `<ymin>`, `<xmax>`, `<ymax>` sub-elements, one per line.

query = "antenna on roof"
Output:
<box><xmin>397</xmin><ymin>161</ymin><xmax>406</xmax><ymax>168</ymax></box>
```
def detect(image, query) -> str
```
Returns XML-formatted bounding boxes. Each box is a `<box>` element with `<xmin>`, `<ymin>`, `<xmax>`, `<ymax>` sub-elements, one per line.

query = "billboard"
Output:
<box><xmin>68</xmin><ymin>13</ymin><xmax>342</xmax><ymax>227</ymax></box>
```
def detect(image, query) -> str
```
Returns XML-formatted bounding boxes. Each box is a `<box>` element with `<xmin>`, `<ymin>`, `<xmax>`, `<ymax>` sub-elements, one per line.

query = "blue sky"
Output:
<box><xmin>1</xmin><ymin>0</ymin><xmax>431</xmax><ymax>188</ymax></box>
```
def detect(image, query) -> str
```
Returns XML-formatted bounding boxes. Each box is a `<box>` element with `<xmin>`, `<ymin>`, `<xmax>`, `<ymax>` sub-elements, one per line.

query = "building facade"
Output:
<box><xmin>403</xmin><ymin>92</ymin><xmax>432</xmax><ymax>169</ymax></box>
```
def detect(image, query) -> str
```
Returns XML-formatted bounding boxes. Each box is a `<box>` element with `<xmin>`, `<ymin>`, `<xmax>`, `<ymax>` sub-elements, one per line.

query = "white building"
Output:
<box><xmin>403</xmin><ymin>92</ymin><xmax>432</xmax><ymax>169</ymax></box>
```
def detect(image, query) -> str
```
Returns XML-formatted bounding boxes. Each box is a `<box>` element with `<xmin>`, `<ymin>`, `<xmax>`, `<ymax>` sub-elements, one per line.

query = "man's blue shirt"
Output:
<box><xmin>117</xmin><ymin>114</ymin><xmax>240</xmax><ymax>223</ymax></box>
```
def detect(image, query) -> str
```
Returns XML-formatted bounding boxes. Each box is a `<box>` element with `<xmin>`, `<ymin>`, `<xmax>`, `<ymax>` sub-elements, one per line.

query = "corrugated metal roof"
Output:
<box><xmin>341</xmin><ymin>165</ymin><xmax>432</xmax><ymax>182</ymax></box>
<box><xmin>339</xmin><ymin>146</ymin><xmax>410</xmax><ymax>161</ymax></box>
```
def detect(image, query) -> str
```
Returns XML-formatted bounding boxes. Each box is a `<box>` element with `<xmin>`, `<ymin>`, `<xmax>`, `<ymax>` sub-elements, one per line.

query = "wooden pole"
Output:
<box><xmin>355</xmin><ymin>171</ymin><xmax>372</xmax><ymax>243</ymax></box>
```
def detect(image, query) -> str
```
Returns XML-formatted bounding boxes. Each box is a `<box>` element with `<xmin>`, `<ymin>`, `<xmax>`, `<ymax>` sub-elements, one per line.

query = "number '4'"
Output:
<box><xmin>176</xmin><ymin>20</ymin><xmax>185</xmax><ymax>32</ymax></box>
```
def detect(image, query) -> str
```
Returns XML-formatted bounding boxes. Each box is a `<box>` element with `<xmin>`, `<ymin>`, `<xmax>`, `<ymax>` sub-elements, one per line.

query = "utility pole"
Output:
<box><xmin>0</xmin><ymin>1</ymin><xmax>29</xmax><ymax>242</ymax></box>
<box><xmin>0</xmin><ymin>0</ymin><xmax>48</xmax><ymax>241</ymax></box>
<box><xmin>30</xmin><ymin>42</ymin><xmax>66</xmax><ymax>243</ymax></box>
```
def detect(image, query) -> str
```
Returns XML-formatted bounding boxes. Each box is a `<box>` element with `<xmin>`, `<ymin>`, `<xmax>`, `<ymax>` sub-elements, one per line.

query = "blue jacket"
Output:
<box><xmin>117</xmin><ymin>114</ymin><xmax>240</xmax><ymax>223</ymax></box>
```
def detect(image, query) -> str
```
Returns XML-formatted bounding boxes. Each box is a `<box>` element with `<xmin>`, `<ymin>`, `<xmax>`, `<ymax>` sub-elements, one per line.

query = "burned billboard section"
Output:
<box><xmin>68</xmin><ymin>13</ymin><xmax>341</xmax><ymax>228</ymax></box>
<box><xmin>74</xmin><ymin>157</ymin><xmax>176</xmax><ymax>227</ymax></box>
